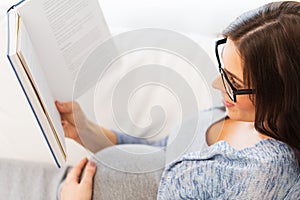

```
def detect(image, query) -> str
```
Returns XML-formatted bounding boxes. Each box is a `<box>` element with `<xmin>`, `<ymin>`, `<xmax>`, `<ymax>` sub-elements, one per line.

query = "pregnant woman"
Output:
<box><xmin>56</xmin><ymin>1</ymin><xmax>300</xmax><ymax>199</ymax></box>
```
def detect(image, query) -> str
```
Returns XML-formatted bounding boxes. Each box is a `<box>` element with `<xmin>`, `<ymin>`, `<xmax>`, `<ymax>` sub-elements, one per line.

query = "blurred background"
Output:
<box><xmin>0</xmin><ymin>0</ymin><xmax>286</xmax><ymax>166</ymax></box>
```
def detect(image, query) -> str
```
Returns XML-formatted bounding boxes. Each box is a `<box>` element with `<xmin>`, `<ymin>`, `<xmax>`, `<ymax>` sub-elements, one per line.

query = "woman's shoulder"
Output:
<box><xmin>185</xmin><ymin>138</ymin><xmax>297</xmax><ymax>165</ymax></box>
<box><xmin>159</xmin><ymin>138</ymin><xmax>300</xmax><ymax>199</ymax></box>
<box><xmin>165</xmin><ymin>138</ymin><xmax>299</xmax><ymax>178</ymax></box>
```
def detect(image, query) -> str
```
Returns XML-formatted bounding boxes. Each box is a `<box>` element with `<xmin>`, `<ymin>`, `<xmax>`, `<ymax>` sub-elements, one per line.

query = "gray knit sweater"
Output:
<box><xmin>157</xmin><ymin>138</ymin><xmax>299</xmax><ymax>199</ymax></box>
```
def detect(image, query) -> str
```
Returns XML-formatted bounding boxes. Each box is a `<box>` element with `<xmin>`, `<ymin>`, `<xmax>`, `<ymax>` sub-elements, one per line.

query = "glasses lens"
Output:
<box><xmin>217</xmin><ymin>43</ymin><xmax>226</xmax><ymax>67</ymax></box>
<box><xmin>221</xmin><ymin>71</ymin><xmax>235</xmax><ymax>102</ymax></box>
<box><xmin>216</xmin><ymin>39</ymin><xmax>236</xmax><ymax>102</ymax></box>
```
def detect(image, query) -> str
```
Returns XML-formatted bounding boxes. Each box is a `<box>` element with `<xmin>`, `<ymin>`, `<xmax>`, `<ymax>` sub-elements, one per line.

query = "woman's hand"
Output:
<box><xmin>55</xmin><ymin>101</ymin><xmax>118</xmax><ymax>152</ymax></box>
<box><xmin>60</xmin><ymin>158</ymin><xmax>97</xmax><ymax>200</ymax></box>
<box><xmin>55</xmin><ymin>101</ymin><xmax>89</xmax><ymax>145</ymax></box>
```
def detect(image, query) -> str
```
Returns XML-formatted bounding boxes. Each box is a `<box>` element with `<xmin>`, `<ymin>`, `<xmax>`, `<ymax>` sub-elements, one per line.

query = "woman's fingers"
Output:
<box><xmin>62</xmin><ymin>120</ymin><xmax>68</xmax><ymax>128</ymax></box>
<box><xmin>55</xmin><ymin>101</ymin><xmax>74</xmax><ymax>114</ymax></box>
<box><xmin>66</xmin><ymin>158</ymin><xmax>89</xmax><ymax>183</ymax></box>
<box><xmin>62</xmin><ymin>121</ymin><xmax>76</xmax><ymax>138</ymax></box>
<box><xmin>81</xmin><ymin>161</ymin><xmax>97</xmax><ymax>187</ymax></box>
<box><xmin>60</xmin><ymin>158</ymin><xmax>96</xmax><ymax>200</ymax></box>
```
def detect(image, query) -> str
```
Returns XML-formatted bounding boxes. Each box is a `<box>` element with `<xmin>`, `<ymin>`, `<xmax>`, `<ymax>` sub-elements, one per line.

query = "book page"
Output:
<box><xmin>17</xmin><ymin>18</ymin><xmax>66</xmax><ymax>156</ymax></box>
<box><xmin>7</xmin><ymin>11</ymin><xmax>18</xmax><ymax>56</ymax></box>
<box><xmin>17</xmin><ymin>0</ymin><xmax>111</xmax><ymax>100</ymax></box>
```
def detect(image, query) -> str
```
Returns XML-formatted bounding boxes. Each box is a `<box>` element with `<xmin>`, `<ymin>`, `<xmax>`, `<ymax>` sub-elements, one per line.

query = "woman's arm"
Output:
<box><xmin>56</xmin><ymin>101</ymin><xmax>117</xmax><ymax>152</ymax></box>
<box><xmin>56</xmin><ymin>101</ymin><xmax>168</xmax><ymax>152</ymax></box>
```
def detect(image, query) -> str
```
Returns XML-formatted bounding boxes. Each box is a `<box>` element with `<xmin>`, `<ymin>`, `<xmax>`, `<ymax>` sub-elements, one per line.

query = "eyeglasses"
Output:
<box><xmin>215</xmin><ymin>38</ymin><xmax>254</xmax><ymax>102</ymax></box>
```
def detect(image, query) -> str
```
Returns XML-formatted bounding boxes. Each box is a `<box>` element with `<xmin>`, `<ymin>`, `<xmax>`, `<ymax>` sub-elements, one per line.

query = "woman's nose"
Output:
<box><xmin>212</xmin><ymin>76</ymin><xmax>225</xmax><ymax>92</ymax></box>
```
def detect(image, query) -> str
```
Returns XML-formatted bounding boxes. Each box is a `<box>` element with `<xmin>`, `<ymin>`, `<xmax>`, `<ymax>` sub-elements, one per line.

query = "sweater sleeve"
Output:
<box><xmin>157</xmin><ymin>155</ymin><xmax>217</xmax><ymax>199</ymax></box>
<box><xmin>114</xmin><ymin>131</ymin><xmax>168</xmax><ymax>147</ymax></box>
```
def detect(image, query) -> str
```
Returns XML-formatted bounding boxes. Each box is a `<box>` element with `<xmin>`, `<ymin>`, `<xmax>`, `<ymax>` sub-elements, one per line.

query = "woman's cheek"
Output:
<box><xmin>232</xmin><ymin>96</ymin><xmax>255</xmax><ymax>121</ymax></box>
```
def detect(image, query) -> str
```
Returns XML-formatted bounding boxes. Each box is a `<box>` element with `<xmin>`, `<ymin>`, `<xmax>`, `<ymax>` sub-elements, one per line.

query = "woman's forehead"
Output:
<box><xmin>222</xmin><ymin>39</ymin><xmax>244</xmax><ymax>81</ymax></box>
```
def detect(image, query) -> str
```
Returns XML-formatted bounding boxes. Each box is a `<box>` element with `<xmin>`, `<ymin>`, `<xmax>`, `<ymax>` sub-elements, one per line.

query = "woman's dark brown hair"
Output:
<box><xmin>223</xmin><ymin>1</ymin><xmax>300</xmax><ymax>163</ymax></box>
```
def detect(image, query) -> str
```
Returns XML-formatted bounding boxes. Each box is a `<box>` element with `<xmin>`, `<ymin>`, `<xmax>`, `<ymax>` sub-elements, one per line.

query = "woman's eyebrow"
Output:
<box><xmin>220</xmin><ymin>46</ymin><xmax>244</xmax><ymax>84</ymax></box>
<box><xmin>224</xmin><ymin>68</ymin><xmax>244</xmax><ymax>83</ymax></box>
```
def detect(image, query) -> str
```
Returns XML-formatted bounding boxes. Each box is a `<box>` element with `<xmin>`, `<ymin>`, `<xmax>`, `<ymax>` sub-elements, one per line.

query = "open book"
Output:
<box><xmin>7</xmin><ymin>0</ymin><xmax>112</xmax><ymax>167</ymax></box>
